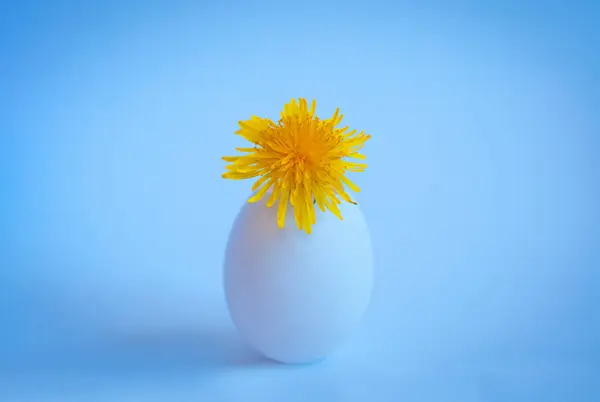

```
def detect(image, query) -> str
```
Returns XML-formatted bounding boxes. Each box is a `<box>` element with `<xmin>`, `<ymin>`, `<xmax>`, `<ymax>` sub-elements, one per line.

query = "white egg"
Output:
<box><xmin>223</xmin><ymin>195</ymin><xmax>373</xmax><ymax>364</ymax></box>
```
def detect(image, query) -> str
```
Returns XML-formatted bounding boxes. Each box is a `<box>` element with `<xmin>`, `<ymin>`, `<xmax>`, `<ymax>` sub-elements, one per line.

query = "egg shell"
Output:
<box><xmin>223</xmin><ymin>195</ymin><xmax>373</xmax><ymax>364</ymax></box>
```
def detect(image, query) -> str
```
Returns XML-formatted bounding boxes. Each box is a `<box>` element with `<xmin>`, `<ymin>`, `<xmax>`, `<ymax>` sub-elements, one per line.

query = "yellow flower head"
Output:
<box><xmin>222</xmin><ymin>98</ymin><xmax>370</xmax><ymax>234</ymax></box>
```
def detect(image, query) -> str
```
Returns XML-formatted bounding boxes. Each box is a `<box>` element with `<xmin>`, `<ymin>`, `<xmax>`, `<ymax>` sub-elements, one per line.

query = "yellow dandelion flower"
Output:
<box><xmin>222</xmin><ymin>98</ymin><xmax>371</xmax><ymax>234</ymax></box>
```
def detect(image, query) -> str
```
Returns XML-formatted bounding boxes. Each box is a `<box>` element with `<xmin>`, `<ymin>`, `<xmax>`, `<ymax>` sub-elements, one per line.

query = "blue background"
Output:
<box><xmin>2</xmin><ymin>1</ymin><xmax>599</xmax><ymax>400</ymax></box>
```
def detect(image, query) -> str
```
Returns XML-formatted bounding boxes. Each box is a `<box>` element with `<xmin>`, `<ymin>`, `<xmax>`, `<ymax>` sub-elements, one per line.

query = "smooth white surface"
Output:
<box><xmin>223</xmin><ymin>197</ymin><xmax>373</xmax><ymax>364</ymax></box>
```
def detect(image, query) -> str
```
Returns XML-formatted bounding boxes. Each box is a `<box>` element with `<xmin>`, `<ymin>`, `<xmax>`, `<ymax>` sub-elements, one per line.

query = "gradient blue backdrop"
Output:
<box><xmin>2</xmin><ymin>1</ymin><xmax>599</xmax><ymax>401</ymax></box>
